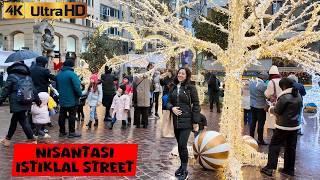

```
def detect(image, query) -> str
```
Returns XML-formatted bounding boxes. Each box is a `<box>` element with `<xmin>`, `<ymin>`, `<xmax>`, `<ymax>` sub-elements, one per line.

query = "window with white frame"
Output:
<box><xmin>67</xmin><ymin>36</ymin><xmax>76</xmax><ymax>52</ymax></box>
<box><xmin>13</xmin><ymin>33</ymin><xmax>25</xmax><ymax>51</ymax></box>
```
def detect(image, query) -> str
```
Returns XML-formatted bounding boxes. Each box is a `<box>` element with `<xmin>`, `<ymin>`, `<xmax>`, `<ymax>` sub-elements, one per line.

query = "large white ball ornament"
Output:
<box><xmin>242</xmin><ymin>135</ymin><xmax>259</xmax><ymax>151</ymax></box>
<box><xmin>193</xmin><ymin>131</ymin><xmax>230</xmax><ymax>170</ymax></box>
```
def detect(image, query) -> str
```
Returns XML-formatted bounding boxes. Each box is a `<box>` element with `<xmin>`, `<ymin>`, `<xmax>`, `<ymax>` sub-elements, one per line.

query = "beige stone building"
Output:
<box><xmin>0</xmin><ymin>0</ymin><xmax>131</xmax><ymax>67</ymax></box>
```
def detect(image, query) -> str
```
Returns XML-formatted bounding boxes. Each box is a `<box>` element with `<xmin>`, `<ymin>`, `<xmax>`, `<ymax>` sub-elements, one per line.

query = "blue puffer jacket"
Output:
<box><xmin>56</xmin><ymin>67</ymin><xmax>82</xmax><ymax>107</ymax></box>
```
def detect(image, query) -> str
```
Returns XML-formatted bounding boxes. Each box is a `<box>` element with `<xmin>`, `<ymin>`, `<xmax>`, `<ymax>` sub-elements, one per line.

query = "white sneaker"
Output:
<box><xmin>43</xmin><ymin>134</ymin><xmax>51</xmax><ymax>138</ymax></box>
<box><xmin>33</xmin><ymin>135</ymin><xmax>39</xmax><ymax>140</ymax></box>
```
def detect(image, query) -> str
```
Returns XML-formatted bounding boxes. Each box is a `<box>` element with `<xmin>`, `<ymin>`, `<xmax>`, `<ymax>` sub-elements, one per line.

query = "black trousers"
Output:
<box><xmin>58</xmin><ymin>106</ymin><xmax>77</xmax><ymax>134</ymax></box>
<box><xmin>174</xmin><ymin>128</ymin><xmax>192</xmax><ymax>165</ymax></box>
<box><xmin>209</xmin><ymin>93</ymin><xmax>220</xmax><ymax>112</ymax></box>
<box><xmin>149</xmin><ymin>98</ymin><xmax>153</xmax><ymax>115</ymax></box>
<box><xmin>7</xmin><ymin>111</ymin><xmax>34</xmax><ymax>140</ymax></box>
<box><xmin>250</xmin><ymin>107</ymin><xmax>266</xmax><ymax>141</ymax></box>
<box><xmin>34</xmin><ymin>124</ymin><xmax>45</xmax><ymax>136</ymax></box>
<box><xmin>266</xmin><ymin>129</ymin><xmax>298</xmax><ymax>172</ymax></box>
<box><xmin>153</xmin><ymin>92</ymin><xmax>160</xmax><ymax>115</ymax></box>
<box><xmin>77</xmin><ymin>105</ymin><xmax>84</xmax><ymax>119</ymax></box>
<box><xmin>134</xmin><ymin>107</ymin><xmax>149</xmax><ymax>127</ymax></box>
<box><xmin>103</xmin><ymin>95</ymin><xmax>114</xmax><ymax>121</ymax></box>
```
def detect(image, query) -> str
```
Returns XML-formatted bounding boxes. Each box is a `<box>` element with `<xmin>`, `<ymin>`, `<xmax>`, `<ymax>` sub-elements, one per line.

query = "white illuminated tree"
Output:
<box><xmin>91</xmin><ymin>0</ymin><xmax>320</xmax><ymax>178</ymax></box>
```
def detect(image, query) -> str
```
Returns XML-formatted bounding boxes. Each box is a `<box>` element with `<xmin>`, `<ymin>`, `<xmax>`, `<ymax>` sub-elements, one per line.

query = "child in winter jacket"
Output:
<box><xmin>110</xmin><ymin>85</ymin><xmax>131</xmax><ymax>129</ymax></box>
<box><xmin>31</xmin><ymin>92</ymin><xmax>51</xmax><ymax>138</ymax></box>
<box><xmin>77</xmin><ymin>83</ymin><xmax>87</xmax><ymax>121</ymax></box>
<box><xmin>86</xmin><ymin>77</ymin><xmax>103</xmax><ymax>128</ymax></box>
<box><xmin>122</xmin><ymin>76</ymin><xmax>133</xmax><ymax>125</ymax></box>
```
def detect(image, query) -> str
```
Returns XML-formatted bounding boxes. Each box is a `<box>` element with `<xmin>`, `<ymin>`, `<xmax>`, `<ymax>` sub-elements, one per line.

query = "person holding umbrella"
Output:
<box><xmin>0</xmin><ymin>62</ymin><xmax>41</xmax><ymax>147</ymax></box>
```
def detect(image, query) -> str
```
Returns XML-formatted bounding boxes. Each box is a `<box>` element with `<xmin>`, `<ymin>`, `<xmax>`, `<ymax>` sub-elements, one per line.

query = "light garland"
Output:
<box><xmin>88</xmin><ymin>0</ymin><xmax>320</xmax><ymax>178</ymax></box>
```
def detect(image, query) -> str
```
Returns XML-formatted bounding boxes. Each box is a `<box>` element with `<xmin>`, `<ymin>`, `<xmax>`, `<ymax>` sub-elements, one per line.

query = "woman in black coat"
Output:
<box><xmin>166</xmin><ymin>67</ymin><xmax>201</xmax><ymax>180</ymax></box>
<box><xmin>261</xmin><ymin>78</ymin><xmax>303</xmax><ymax>177</ymax></box>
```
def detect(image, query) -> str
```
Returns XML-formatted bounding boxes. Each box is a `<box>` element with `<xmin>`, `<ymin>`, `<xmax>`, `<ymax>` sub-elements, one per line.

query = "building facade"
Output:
<box><xmin>0</xmin><ymin>0</ymin><xmax>131</xmax><ymax>68</ymax></box>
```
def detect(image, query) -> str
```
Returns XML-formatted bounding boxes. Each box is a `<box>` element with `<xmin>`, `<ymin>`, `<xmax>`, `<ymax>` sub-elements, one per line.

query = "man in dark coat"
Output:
<box><xmin>0</xmin><ymin>62</ymin><xmax>40</xmax><ymax>147</ymax></box>
<box><xmin>56</xmin><ymin>60</ymin><xmax>82</xmax><ymax>138</ymax></box>
<box><xmin>101</xmin><ymin>66</ymin><xmax>116</xmax><ymax>121</ymax></box>
<box><xmin>207</xmin><ymin>74</ymin><xmax>221</xmax><ymax>113</ymax></box>
<box><xmin>30</xmin><ymin>56</ymin><xmax>55</xmax><ymax>93</ymax></box>
<box><xmin>30</xmin><ymin>56</ymin><xmax>55</xmax><ymax>128</ymax></box>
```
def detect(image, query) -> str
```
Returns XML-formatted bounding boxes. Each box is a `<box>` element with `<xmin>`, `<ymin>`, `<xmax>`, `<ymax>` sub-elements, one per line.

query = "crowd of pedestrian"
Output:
<box><xmin>234</xmin><ymin>65</ymin><xmax>305</xmax><ymax>177</ymax></box>
<box><xmin>0</xmin><ymin>56</ymin><xmax>307</xmax><ymax>179</ymax></box>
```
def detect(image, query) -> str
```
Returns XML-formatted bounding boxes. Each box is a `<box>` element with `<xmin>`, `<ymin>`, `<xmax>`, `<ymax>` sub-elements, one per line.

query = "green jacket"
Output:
<box><xmin>56</xmin><ymin>67</ymin><xmax>82</xmax><ymax>107</ymax></box>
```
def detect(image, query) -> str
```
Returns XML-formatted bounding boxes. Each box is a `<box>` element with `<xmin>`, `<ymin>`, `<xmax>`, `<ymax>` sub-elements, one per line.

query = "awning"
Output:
<box><xmin>124</xmin><ymin>54</ymin><xmax>166</xmax><ymax>68</ymax></box>
<box><xmin>202</xmin><ymin>59</ymin><xmax>272</xmax><ymax>72</ymax></box>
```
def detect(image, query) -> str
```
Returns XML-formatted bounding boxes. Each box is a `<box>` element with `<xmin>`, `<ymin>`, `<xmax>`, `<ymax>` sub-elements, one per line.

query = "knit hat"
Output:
<box><xmin>36</xmin><ymin>56</ymin><xmax>48</xmax><ymax>66</ymax></box>
<box><xmin>119</xmin><ymin>84</ymin><xmax>126</xmax><ymax>92</ymax></box>
<box><xmin>287</xmin><ymin>74</ymin><xmax>299</xmax><ymax>83</ymax></box>
<box><xmin>90</xmin><ymin>73</ymin><xmax>99</xmax><ymax>82</ymax></box>
<box><xmin>63</xmin><ymin>59</ymin><xmax>75</xmax><ymax>67</ymax></box>
<box><xmin>269</xmin><ymin>65</ymin><xmax>280</xmax><ymax>75</ymax></box>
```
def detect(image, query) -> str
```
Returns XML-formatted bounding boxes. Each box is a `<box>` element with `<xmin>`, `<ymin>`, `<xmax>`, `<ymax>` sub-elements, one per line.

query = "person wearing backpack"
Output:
<box><xmin>56</xmin><ymin>59</ymin><xmax>82</xmax><ymax>138</ymax></box>
<box><xmin>265</xmin><ymin>65</ymin><xmax>282</xmax><ymax>130</ymax></box>
<box><xmin>0</xmin><ymin>62</ymin><xmax>41</xmax><ymax>147</ymax></box>
<box><xmin>207</xmin><ymin>74</ymin><xmax>221</xmax><ymax>113</ymax></box>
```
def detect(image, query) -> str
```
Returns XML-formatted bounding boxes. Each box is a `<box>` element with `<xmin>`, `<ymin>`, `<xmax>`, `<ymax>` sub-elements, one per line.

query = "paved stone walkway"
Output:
<box><xmin>0</xmin><ymin>104</ymin><xmax>319</xmax><ymax>180</ymax></box>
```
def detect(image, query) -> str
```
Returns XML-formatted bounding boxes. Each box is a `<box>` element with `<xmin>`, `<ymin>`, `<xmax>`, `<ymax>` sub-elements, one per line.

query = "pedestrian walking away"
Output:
<box><xmin>101</xmin><ymin>66</ymin><xmax>116</xmax><ymax>121</ymax></box>
<box><xmin>249</xmin><ymin>72</ymin><xmax>268</xmax><ymax>145</ymax></box>
<box><xmin>56</xmin><ymin>59</ymin><xmax>82</xmax><ymax>138</ymax></box>
<box><xmin>0</xmin><ymin>62</ymin><xmax>41</xmax><ymax>146</ymax></box>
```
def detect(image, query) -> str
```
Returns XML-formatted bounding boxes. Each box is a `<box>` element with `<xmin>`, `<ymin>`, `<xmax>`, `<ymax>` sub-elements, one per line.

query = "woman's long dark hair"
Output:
<box><xmin>279</xmin><ymin>78</ymin><xmax>299</xmax><ymax>97</ymax></box>
<box><xmin>174</xmin><ymin>67</ymin><xmax>192</xmax><ymax>85</ymax></box>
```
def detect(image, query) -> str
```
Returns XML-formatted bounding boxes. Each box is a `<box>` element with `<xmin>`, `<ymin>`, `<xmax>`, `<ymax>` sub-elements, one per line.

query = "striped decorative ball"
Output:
<box><xmin>193</xmin><ymin>131</ymin><xmax>230</xmax><ymax>169</ymax></box>
<box><xmin>242</xmin><ymin>135</ymin><xmax>258</xmax><ymax>151</ymax></box>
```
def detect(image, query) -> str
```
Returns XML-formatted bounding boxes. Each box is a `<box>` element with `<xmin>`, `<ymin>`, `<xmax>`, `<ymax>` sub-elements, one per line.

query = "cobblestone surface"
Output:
<box><xmin>0</xmin><ymin>104</ymin><xmax>319</xmax><ymax>180</ymax></box>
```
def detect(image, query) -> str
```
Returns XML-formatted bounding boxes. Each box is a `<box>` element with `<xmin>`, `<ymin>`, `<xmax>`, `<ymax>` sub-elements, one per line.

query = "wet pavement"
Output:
<box><xmin>0</xmin><ymin>104</ymin><xmax>319</xmax><ymax>180</ymax></box>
